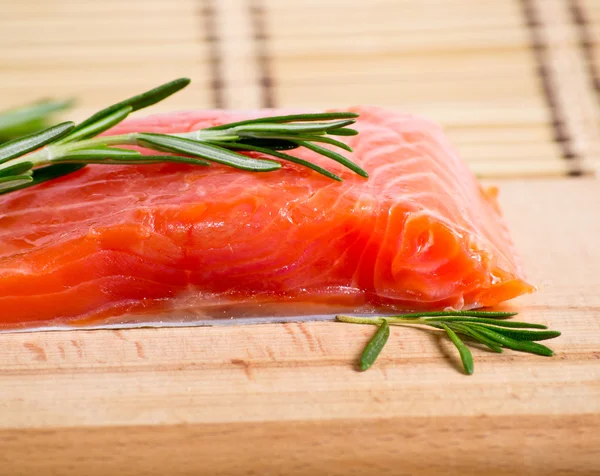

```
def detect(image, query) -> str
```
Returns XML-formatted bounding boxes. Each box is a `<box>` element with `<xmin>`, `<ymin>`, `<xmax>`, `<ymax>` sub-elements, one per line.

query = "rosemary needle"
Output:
<box><xmin>360</xmin><ymin>320</ymin><xmax>390</xmax><ymax>371</ymax></box>
<box><xmin>337</xmin><ymin>310</ymin><xmax>561</xmax><ymax>375</ymax></box>
<box><xmin>0</xmin><ymin>122</ymin><xmax>74</xmax><ymax>164</ymax></box>
<box><xmin>0</xmin><ymin>78</ymin><xmax>366</xmax><ymax>196</ymax></box>
<box><xmin>441</xmin><ymin>323</ymin><xmax>474</xmax><ymax>375</ymax></box>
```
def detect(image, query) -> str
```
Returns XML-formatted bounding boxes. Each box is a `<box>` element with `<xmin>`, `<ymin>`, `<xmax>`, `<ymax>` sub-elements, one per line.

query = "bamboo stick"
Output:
<box><xmin>447</xmin><ymin>127</ymin><xmax>555</xmax><ymax>144</ymax></box>
<box><xmin>266</xmin><ymin>0</ymin><xmax>519</xmax><ymax>13</ymax></box>
<box><xmin>471</xmin><ymin>159</ymin><xmax>596</xmax><ymax>178</ymax></box>
<box><xmin>2</xmin><ymin>0</ymin><xmax>195</xmax><ymax>15</ymax></box>
<box><xmin>533</xmin><ymin>0</ymin><xmax>600</xmax><ymax>174</ymax></box>
<box><xmin>0</xmin><ymin>18</ymin><xmax>199</xmax><ymax>32</ymax></box>
<box><xmin>213</xmin><ymin>0</ymin><xmax>262</xmax><ymax>109</ymax></box>
<box><xmin>267</xmin><ymin>17</ymin><xmax>523</xmax><ymax>37</ymax></box>
<box><xmin>273</xmin><ymin>52</ymin><xmax>538</xmax><ymax>81</ymax></box>
<box><xmin>457</xmin><ymin>142</ymin><xmax>561</xmax><ymax>160</ymax></box>
<box><xmin>274</xmin><ymin>79</ymin><xmax>541</xmax><ymax>101</ymax></box>
<box><xmin>0</xmin><ymin>44</ymin><xmax>207</xmax><ymax>62</ymax></box>
<box><xmin>265</xmin><ymin>29</ymin><xmax>532</xmax><ymax>56</ymax></box>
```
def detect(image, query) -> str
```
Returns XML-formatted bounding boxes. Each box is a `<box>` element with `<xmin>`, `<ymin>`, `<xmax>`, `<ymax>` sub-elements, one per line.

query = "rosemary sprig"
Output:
<box><xmin>337</xmin><ymin>310</ymin><xmax>561</xmax><ymax>375</ymax></box>
<box><xmin>0</xmin><ymin>99</ymin><xmax>73</xmax><ymax>143</ymax></box>
<box><xmin>0</xmin><ymin>78</ymin><xmax>365</xmax><ymax>195</ymax></box>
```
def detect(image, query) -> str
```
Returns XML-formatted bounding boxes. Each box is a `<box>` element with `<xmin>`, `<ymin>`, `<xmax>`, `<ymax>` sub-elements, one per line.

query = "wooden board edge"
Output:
<box><xmin>1</xmin><ymin>414</ymin><xmax>599</xmax><ymax>476</ymax></box>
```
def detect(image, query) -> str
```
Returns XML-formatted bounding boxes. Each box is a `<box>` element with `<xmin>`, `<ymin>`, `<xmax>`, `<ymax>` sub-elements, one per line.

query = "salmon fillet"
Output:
<box><xmin>0</xmin><ymin>106</ymin><xmax>534</xmax><ymax>329</ymax></box>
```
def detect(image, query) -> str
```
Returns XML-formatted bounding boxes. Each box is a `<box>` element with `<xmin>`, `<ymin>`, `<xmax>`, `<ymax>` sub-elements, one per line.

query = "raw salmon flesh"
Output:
<box><xmin>0</xmin><ymin>106</ymin><xmax>534</xmax><ymax>329</ymax></box>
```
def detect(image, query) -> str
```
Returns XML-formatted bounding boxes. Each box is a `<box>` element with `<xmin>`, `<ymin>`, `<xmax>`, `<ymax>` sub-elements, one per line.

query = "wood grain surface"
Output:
<box><xmin>0</xmin><ymin>179</ymin><xmax>598</xmax><ymax>475</ymax></box>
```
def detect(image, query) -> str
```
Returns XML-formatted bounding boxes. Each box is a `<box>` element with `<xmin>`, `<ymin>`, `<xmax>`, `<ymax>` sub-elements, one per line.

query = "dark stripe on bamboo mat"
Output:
<box><xmin>568</xmin><ymin>0</ymin><xmax>600</xmax><ymax>94</ymax></box>
<box><xmin>248</xmin><ymin>0</ymin><xmax>275</xmax><ymax>108</ymax></box>
<box><xmin>520</xmin><ymin>0</ymin><xmax>582</xmax><ymax>176</ymax></box>
<box><xmin>201</xmin><ymin>0</ymin><xmax>224</xmax><ymax>108</ymax></box>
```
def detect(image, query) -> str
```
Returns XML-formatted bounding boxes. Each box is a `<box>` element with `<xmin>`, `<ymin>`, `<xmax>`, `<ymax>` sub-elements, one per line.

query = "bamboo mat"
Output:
<box><xmin>1</xmin><ymin>0</ymin><xmax>599</xmax><ymax>178</ymax></box>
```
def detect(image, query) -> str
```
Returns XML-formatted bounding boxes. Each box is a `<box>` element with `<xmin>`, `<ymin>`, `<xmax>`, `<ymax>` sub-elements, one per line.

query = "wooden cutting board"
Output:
<box><xmin>0</xmin><ymin>178</ymin><xmax>598</xmax><ymax>475</ymax></box>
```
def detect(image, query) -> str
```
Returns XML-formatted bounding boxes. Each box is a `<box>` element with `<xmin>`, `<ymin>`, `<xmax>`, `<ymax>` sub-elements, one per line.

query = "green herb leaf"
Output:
<box><xmin>293</xmin><ymin>140</ymin><xmax>368</xmax><ymax>178</ymax></box>
<box><xmin>297</xmin><ymin>135</ymin><xmax>353</xmax><ymax>152</ymax></box>
<box><xmin>360</xmin><ymin>320</ymin><xmax>390</xmax><ymax>371</ymax></box>
<box><xmin>448</xmin><ymin>322</ymin><xmax>503</xmax><ymax>353</ymax></box>
<box><xmin>0</xmin><ymin>122</ymin><xmax>74</xmax><ymax>164</ymax></box>
<box><xmin>232</xmin><ymin>119</ymin><xmax>356</xmax><ymax>136</ymax></box>
<box><xmin>56</xmin><ymin>106</ymin><xmax>133</xmax><ymax>144</ymax></box>
<box><xmin>422</xmin><ymin>316</ymin><xmax>548</xmax><ymax>329</ymax></box>
<box><xmin>204</xmin><ymin>112</ymin><xmax>359</xmax><ymax>131</ymax></box>
<box><xmin>0</xmin><ymin>163</ymin><xmax>86</xmax><ymax>195</ymax></box>
<box><xmin>57</xmin><ymin>153</ymin><xmax>210</xmax><ymax>166</ymax></box>
<box><xmin>138</xmin><ymin>134</ymin><xmax>280</xmax><ymax>171</ymax></box>
<box><xmin>442</xmin><ymin>323</ymin><xmax>474</xmax><ymax>375</ymax></box>
<box><xmin>68</xmin><ymin>78</ymin><xmax>190</xmax><ymax>137</ymax></box>
<box><xmin>0</xmin><ymin>173</ymin><xmax>32</xmax><ymax>183</ymax></box>
<box><xmin>327</xmin><ymin>128</ymin><xmax>359</xmax><ymax>136</ymax></box>
<box><xmin>55</xmin><ymin>147</ymin><xmax>141</xmax><ymax>160</ymax></box>
<box><xmin>0</xmin><ymin>175</ymin><xmax>34</xmax><ymax>192</ymax></box>
<box><xmin>0</xmin><ymin>161</ymin><xmax>34</xmax><ymax>178</ymax></box>
<box><xmin>469</xmin><ymin>326</ymin><xmax>554</xmax><ymax>356</ymax></box>
<box><xmin>239</xmin><ymin>132</ymin><xmax>352</xmax><ymax>152</ymax></box>
<box><xmin>219</xmin><ymin>142</ymin><xmax>341</xmax><ymax>181</ymax></box>
<box><xmin>469</xmin><ymin>323</ymin><xmax>560</xmax><ymax>341</ymax></box>
<box><xmin>71</xmin><ymin>146</ymin><xmax>141</xmax><ymax>155</ymax></box>
<box><xmin>234</xmin><ymin>138</ymin><xmax>299</xmax><ymax>151</ymax></box>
